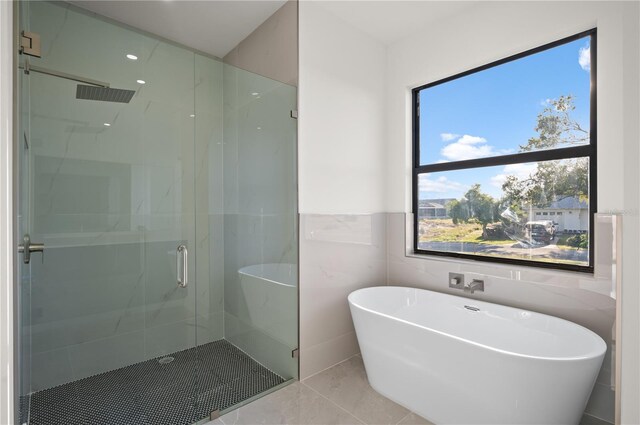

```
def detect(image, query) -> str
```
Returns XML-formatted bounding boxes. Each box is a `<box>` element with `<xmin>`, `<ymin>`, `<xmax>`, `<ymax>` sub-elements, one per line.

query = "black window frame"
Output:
<box><xmin>411</xmin><ymin>29</ymin><xmax>597</xmax><ymax>273</ymax></box>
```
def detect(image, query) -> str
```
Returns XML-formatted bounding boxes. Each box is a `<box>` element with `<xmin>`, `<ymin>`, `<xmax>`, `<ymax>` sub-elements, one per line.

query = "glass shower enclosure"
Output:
<box><xmin>16</xmin><ymin>2</ymin><xmax>298</xmax><ymax>424</ymax></box>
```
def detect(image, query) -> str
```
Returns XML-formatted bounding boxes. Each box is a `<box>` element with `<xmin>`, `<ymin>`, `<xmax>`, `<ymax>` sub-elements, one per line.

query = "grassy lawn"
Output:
<box><xmin>419</xmin><ymin>218</ymin><xmax>514</xmax><ymax>245</ymax></box>
<box><xmin>468</xmin><ymin>250</ymin><xmax>586</xmax><ymax>266</ymax></box>
<box><xmin>555</xmin><ymin>234</ymin><xmax>588</xmax><ymax>251</ymax></box>
<box><xmin>417</xmin><ymin>218</ymin><xmax>588</xmax><ymax>266</ymax></box>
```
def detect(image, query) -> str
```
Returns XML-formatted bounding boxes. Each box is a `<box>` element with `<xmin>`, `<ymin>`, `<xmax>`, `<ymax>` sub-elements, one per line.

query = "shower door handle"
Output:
<box><xmin>177</xmin><ymin>244</ymin><xmax>188</xmax><ymax>288</ymax></box>
<box><xmin>18</xmin><ymin>234</ymin><xmax>44</xmax><ymax>264</ymax></box>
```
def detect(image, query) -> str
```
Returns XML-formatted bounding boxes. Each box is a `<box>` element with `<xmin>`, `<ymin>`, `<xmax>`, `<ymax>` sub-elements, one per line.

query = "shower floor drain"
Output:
<box><xmin>158</xmin><ymin>356</ymin><xmax>175</xmax><ymax>364</ymax></box>
<box><xmin>21</xmin><ymin>339</ymin><xmax>286</xmax><ymax>425</ymax></box>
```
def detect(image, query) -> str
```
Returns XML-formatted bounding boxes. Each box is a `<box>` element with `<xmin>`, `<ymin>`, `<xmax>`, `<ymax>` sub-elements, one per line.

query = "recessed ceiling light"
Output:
<box><xmin>189</xmin><ymin>114</ymin><xmax>195</xmax><ymax>118</ymax></box>
<box><xmin>126</xmin><ymin>54</ymin><xmax>138</xmax><ymax>60</ymax></box>
<box><xmin>103</xmin><ymin>123</ymin><xmax>111</xmax><ymax>127</ymax></box>
<box><xmin>251</xmin><ymin>92</ymin><xmax>259</xmax><ymax>96</ymax></box>
<box><xmin>136</xmin><ymin>80</ymin><xmax>146</xmax><ymax>84</ymax></box>
<box><xmin>257</xmin><ymin>126</ymin><xmax>262</xmax><ymax>130</ymax></box>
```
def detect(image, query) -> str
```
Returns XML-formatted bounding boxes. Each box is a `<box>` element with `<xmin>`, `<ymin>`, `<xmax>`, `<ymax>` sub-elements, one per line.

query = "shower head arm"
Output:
<box><xmin>19</xmin><ymin>60</ymin><xmax>110</xmax><ymax>88</ymax></box>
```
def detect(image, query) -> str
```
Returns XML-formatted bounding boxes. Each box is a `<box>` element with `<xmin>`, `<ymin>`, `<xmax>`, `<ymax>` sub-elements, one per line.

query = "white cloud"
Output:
<box><xmin>440</xmin><ymin>133</ymin><xmax>460</xmax><ymax>142</ymax></box>
<box><xmin>579</xmin><ymin>45</ymin><xmax>590</xmax><ymax>71</ymax></box>
<box><xmin>441</xmin><ymin>134</ymin><xmax>493</xmax><ymax>161</ymax></box>
<box><xmin>540</xmin><ymin>98</ymin><xmax>552</xmax><ymax>107</ymax></box>
<box><xmin>457</xmin><ymin>135</ymin><xmax>486</xmax><ymax>145</ymax></box>
<box><xmin>490</xmin><ymin>163</ymin><xmax>537</xmax><ymax>188</ymax></box>
<box><xmin>419</xmin><ymin>174</ymin><xmax>466</xmax><ymax>195</ymax></box>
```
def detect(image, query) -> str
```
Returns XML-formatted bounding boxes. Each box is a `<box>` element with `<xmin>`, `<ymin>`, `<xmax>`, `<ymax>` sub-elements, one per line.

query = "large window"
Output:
<box><xmin>412</xmin><ymin>30</ymin><xmax>596</xmax><ymax>272</ymax></box>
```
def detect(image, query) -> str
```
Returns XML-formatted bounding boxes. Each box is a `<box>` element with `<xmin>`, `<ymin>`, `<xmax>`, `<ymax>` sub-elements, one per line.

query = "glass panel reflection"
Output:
<box><xmin>417</xmin><ymin>158</ymin><xmax>590</xmax><ymax>267</ymax></box>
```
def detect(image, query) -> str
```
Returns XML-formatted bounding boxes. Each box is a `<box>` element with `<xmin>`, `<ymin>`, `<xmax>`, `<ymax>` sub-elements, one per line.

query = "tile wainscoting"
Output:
<box><xmin>299</xmin><ymin>214</ymin><xmax>388</xmax><ymax>379</ymax></box>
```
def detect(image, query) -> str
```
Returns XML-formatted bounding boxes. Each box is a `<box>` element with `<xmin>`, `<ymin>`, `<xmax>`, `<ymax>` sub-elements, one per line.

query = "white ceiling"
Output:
<box><xmin>71</xmin><ymin>1</ymin><xmax>477</xmax><ymax>58</ymax></box>
<box><xmin>312</xmin><ymin>1</ymin><xmax>477</xmax><ymax>46</ymax></box>
<box><xmin>71</xmin><ymin>0</ymin><xmax>287</xmax><ymax>58</ymax></box>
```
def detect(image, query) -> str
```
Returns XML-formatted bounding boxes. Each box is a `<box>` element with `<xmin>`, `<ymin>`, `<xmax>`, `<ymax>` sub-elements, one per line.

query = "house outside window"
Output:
<box><xmin>413</xmin><ymin>30</ymin><xmax>596</xmax><ymax>272</ymax></box>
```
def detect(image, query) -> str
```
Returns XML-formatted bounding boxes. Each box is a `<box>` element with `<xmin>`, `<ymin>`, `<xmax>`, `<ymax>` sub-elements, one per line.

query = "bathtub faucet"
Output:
<box><xmin>465</xmin><ymin>279</ymin><xmax>484</xmax><ymax>294</ymax></box>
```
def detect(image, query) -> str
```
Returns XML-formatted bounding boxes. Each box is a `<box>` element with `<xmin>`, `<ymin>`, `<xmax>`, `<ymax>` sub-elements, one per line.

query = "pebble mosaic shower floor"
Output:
<box><xmin>20</xmin><ymin>340</ymin><xmax>286</xmax><ymax>425</ymax></box>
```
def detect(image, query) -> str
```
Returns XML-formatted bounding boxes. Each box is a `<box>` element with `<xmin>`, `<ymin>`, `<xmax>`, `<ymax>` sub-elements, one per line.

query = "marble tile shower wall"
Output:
<box><xmin>22</xmin><ymin>2</ymin><xmax>225</xmax><ymax>392</ymax></box>
<box><xmin>222</xmin><ymin>64</ymin><xmax>298</xmax><ymax>378</ymax></box>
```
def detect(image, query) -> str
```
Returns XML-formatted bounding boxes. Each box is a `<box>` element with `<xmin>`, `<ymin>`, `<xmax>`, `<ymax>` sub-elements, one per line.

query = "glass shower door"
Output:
<box><xmin>17</xmin><ymin>2</ymin><xmax>200</xmax><ymax>423</ymax></box>
<box><xmin>16</xmin><ymin>32</ymin><xmax>34</xmax><ymax>424</ymax></box>
<box><xmin>17</xmin><ymin>1</ymin><xmax>299</xmax><ymax>423</ymax></box>
<box><xmin>221</xmin><ymin>63</ymin><xmax>299</xmax><ymax>386</ymax></box>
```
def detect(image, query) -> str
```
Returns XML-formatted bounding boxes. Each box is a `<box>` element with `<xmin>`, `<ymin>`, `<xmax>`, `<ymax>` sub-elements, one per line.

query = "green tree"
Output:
<box><xmin>448</xmin><ymin>199</ymin><xmax>468</xmax><ymax>225</ymax></box>
<box><xmin>503</xmin><ymin>96</ymin><xmax>589</xmax><ymax>208</ymax></box>
<box><xmin>448</xmin><ymin>184</ymin><xmax>497</xmax><ymax>238</ymax></box>
<box><xmin>465</xmin><ymin>184</ymin><xmax>497</xmax><ymax>237</ymax></box>
<box><xmin>520</xmin><ymin>95</ymin><xmax>589</xmax><ymax>151</ymax></box>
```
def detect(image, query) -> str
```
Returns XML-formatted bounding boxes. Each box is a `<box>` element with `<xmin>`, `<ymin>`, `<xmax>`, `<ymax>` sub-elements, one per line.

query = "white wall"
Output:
<box><xmin>298</xmin><ymin>1</ymin><xmax>388</xmax><ymax>378</ymax></box>
<box><xmin>619</xmin><ymin>3</ymin><xmax>640</xmax><ymax>423</ymax></box>
<box><xmin>298</xmin><ymin>0</ymin><xmax>639</xmax><ymax>422</ymax></box>
<box><xmin>387</xmin><ymin>1</ymin><xmax>631</xmax><ymax>213</ymax></box>
<box><xmin>0</xmin><ymin>1</ymin><xmax>15</xmax><ymax>423</ymax></box>
<box><xmin>298</xmin><ymin>1</ymin><xmax>387</xmax><ymax>215</ymax></box>
<box><xmin>385</xmin><ymin>1</ymin><xmax>639</xmax><ymax>423</ymax></box>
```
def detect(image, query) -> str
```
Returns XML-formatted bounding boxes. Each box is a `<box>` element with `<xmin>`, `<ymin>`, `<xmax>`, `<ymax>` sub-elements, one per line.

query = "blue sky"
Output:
<box><xmin>419</xmin><ymin>36</ymin><xmax>591</xmax><ymax>201</ymax></box>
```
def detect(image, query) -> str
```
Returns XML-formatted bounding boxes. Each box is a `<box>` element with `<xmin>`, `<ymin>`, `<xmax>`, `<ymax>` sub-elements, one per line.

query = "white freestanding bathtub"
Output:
<box><xmin>237</xmin><ymin>263</ymin><xmax>297</xmax><ymax>348</ymax></box>
<box><xmin>348</xmin><ymin>286</ymin><xmax>606</xmax><ymax>425</ymax></box>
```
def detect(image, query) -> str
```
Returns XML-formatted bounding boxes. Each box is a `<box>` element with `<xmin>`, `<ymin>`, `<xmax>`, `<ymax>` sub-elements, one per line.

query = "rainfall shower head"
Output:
<box><xmin>18</xmin><ymin>62</ymin><xmax>136</xmax><ymax>104</ymax></box>
<box><xmin>76</xmin><ymin>85</ymin><xmax>136</xmax><ymax>103</ymax></box>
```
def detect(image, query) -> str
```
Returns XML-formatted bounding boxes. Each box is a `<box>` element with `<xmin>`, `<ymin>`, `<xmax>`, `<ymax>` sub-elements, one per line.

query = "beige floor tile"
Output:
<box><xmin>302</xmin><ymin>356</ymin><xmax>410</xmax><ymax>425</ymax></box>
<box><xmin>397</xmin><ymin>412</ymin><xmax>434</xmax><ymax>425</ymax></box>
<box><xmin>217</xmin><ymin>382</ymin><xmax>362</xmax><ymax>425</ymax></box>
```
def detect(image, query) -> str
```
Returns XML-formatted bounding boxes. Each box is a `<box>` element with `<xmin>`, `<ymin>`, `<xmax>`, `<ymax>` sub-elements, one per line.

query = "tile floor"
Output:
<box><xmin>206</xmin><ymin>355</ymin><xmax>433</xmax><ymax>425</ymax></box>
<box><xmin>22</xmin><ymin>340</ymin><xmax>285</xmax><ymax>425</ymax></box>
<box><xmin>205</xmin><ymin>354</ymin><xmax>609</xmax><ymax>425</ymax></box>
